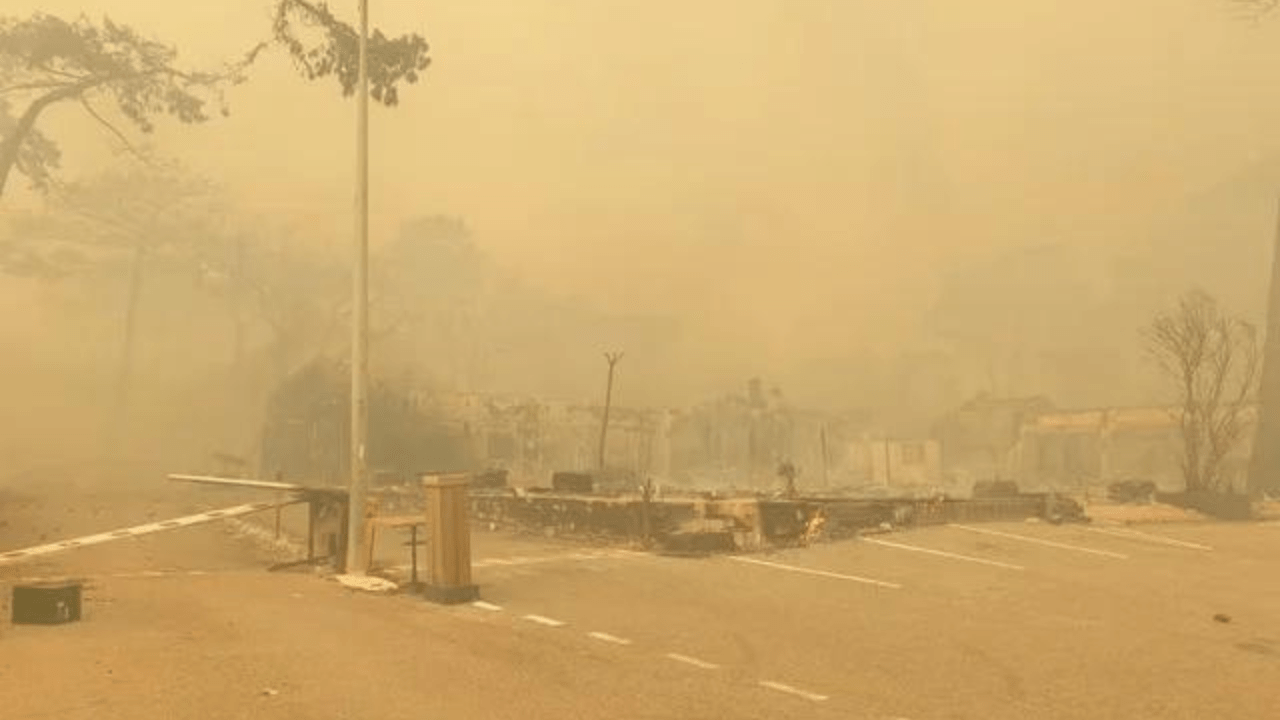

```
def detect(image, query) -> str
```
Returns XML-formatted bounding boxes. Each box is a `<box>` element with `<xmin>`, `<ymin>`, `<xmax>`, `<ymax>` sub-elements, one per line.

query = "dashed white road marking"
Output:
<box><xmin>729</xmin><ymin>555</ymin><xmax>902</xmax><ymax>589</ymax></box>
<box><xmin>758</xmin><ymin>680</ymin><xmax>829</xmax><ymax>702</ymax></box>
<box><xmin>472</xmin><ymin>601</ymin><xmax>503</xmax><ymax>612</ymax></box>
<box><xmin>587</xmin><ymin>631</ymin><xmax>632</xmax><ymax>645</ymax></box>
<box><xmin>1087</xmin><ymin>526</ymin><xmax>1213</xmax><ymax>551</ymax></box>
<box><xmin>863</xmin><ymin>537</ymin><xmax>1025</xmax><ymax>570</ymax></box>
<box><xmin>950</xmin><ymin>524</ymin><xmax>1128</xmax><ymax>559</ymax></box>
<box><xmin>665</xmin><ymin>653</ymin><xmax>720</xmax><ymax>670</ymax></box>
<box><xmin>523</xmin><ymin>614</ymin><xmax>567</xmax><ymax>627</ymax></box>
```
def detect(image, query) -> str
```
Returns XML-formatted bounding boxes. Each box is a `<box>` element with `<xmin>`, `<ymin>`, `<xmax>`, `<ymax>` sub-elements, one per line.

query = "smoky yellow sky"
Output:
<box><xmin>12</xmin><ymin>0</ymin><xmax>1280</xmax><ymax>374</ymax></box>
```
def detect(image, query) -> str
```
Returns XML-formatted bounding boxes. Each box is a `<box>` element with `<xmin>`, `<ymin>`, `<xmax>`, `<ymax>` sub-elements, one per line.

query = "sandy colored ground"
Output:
<box><xmin>1082</xmin><ymin>501</ymin><xmax>1207</xmax><ymax>524</ymax></box>
<box><xmin>4</xmin><ymin>471</ymin><xmax>1280</xmax><ymax>719</ymax></box>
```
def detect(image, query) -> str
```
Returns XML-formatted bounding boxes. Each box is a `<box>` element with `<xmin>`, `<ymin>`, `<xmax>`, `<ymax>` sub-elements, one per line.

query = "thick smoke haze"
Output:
<box><xmin>6</xmin><ymin>0</ymin><xmax>1280</xmax><ymax>456</ymax></box>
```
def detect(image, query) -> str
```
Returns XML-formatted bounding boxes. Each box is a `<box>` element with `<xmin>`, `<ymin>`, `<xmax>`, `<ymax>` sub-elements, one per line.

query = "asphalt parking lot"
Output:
<box><xmin>3</xmin><ymin>493</ymin><xmax>1279</xmax><ymax>720</ymax></box>
<box><xmin>451</xmin><ymin>519</ymin><xmax>1280</xmax><ymax>719</ymax></box>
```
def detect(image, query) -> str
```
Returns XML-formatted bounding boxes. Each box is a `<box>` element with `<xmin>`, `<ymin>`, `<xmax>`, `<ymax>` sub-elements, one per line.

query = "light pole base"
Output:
<box><xmin>420</xmin><ymin>583</ymin><xmax>480</xmax><ymax>605</ymax></box>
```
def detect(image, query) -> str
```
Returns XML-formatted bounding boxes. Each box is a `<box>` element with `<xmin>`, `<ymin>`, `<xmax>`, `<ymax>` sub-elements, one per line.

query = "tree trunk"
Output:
<box><xmin>232</xmin><ymin>236</ymin><xmax>246</xmax><ymax>375</ymax></box>
<box><xmin>114</xmin><ymin>246</ymin><xmax>146</xmax><ymax>422</ymax></box>
<box><xmin>0</xmin><ymin>80</ymin><xmax>103</xmax><ymax>199</ymax></box>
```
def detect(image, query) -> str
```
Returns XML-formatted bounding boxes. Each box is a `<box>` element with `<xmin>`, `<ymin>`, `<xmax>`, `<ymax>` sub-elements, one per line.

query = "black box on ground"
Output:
<box><xmin>12</xmin><ymin>582</ymin><xmax>82</xmax><ymax>625</ymax></box>
<box><xmin>551</xmin><ymin>472</ymin><xmax>594</xmax><ymax>494</ymax></box>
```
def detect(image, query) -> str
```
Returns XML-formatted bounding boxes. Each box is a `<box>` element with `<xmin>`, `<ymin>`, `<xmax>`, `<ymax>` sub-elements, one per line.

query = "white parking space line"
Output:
<box><xmin>523</xmin><ymin>614</ymin><xmax>567</xmax><ymax>627</ymax></box>
<box><xmin>729</xmin><ymin>555</ymin><xmax>902</xmax><ymax>589</ymax></box>
<box><xmin>665</xmin><ymin>653</ymin><xmax>720</xmax><ymax>670</ymax></box>
<box><xmin>758</xmin><ymin>680</ymin><xmax>829</xmax><ymax>702</ymax></box>
<box><xmin>949</xmin><ymin>524</ymin><xmax>1128</xmax><ymax>559</ymax></box>
<box><xmin>1087</xmin><ymin>526</ymin><xmax>1213</xmax><ymax>551</ymax></box>
<box><xmin>863</xmin><ymin>537</ymin><xmax>1025</xmax><ymax>570</ymax></box>
<box><xmin>467</xmin><ymin>550</ymin><xmax>634</xmax><ymax>571</ymax></box>
<box><xmin>587</xmin><ymin>631</ymin><xmax>632</xmax><ymax>645</ymax></box>
<box><xmin>472</xmin><ymin>601</ymin><xmax>503</xmax><ymax>612</ymax></box>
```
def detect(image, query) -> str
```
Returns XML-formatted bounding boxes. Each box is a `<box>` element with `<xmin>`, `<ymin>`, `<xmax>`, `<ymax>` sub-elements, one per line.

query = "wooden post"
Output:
<box><xmin>363</xmin><ymin>496</ymin><xmax>380</xmax><ymax>571</ymax></box>
<box><xmin>306</xmin><ymin>498</ymin><xmax>315</xmax><ymax>563</ymax></box>
<box><xmin>420</xmin><ymin>473</ymin><xmax>478</xmax><ymax>604</ymax></box>
<box><xmin>820</xmin><ymin>426</ymin><xmax>830</xmax><ymax>489</ymax></box>
<box><xmin>305</xmin><ymin>490</ymin><xmax>347</xmax><ymax>571</ymax></box>
<box><xmin>884</xmin><ymin>439</ymin><xmax>893</xmax><ymax>487</ymax></box>
<box><xmin>409</xmin><ymin>525</ymin><xmax>419</xmax><ymax>586</ymax></box>
<box><xmin>274</xmin><ymin>491</ymin><xmax>283</xmax><ymax>540</ymax></box>
<box><xmin>598</xmin><ymin>352</ymin><xmax>624</xmax><ymax>470</ymax></box>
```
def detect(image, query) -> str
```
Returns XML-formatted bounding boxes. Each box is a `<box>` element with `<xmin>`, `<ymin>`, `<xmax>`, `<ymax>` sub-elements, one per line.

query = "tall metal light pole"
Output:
<box><xmin>345</xmin><ymin>0</ymin><xmax>371</xmax><ymax>575</ymax></box>
<box><xmin>1248</xmin><ymin>196</ymin><xmax>1280</xmax><ymax>498</ymax></box>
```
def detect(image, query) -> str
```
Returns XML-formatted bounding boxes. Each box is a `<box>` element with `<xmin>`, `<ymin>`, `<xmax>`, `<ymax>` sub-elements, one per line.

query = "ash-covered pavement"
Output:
<box><xmin>3</xmin><ymin>481</ymin><xmax>1279</xmax><ymax>720</ymax></box>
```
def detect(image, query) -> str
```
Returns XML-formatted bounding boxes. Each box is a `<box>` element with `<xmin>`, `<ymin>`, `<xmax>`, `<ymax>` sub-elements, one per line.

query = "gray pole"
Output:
<box><xmin>597</xmin><ymin>352</ymin><xmax>623</xmax><ymax>470</ymax></box>
<box><xmin>1247</xmin><ymin>196</ymin><xmax>1280</xmax><ymax>498</ymax></box>
<box><xmin>883</xmin><ymin>437</ymin><xmax>893</xmax><ymax>487</ymax></box>
<box><xmin>232</xmin><ymin>234</ymin><xmax>245</xmax><ymax>374</ymax></box>
<box><xmin>115</xmin><ymin>246</ymin><xmax>146</xmax><ymax>422</ymax></box>
<box><xmin>345</xmin><ymin>0</ymin><xmax>371</xmax><ymax>575</ymax></box>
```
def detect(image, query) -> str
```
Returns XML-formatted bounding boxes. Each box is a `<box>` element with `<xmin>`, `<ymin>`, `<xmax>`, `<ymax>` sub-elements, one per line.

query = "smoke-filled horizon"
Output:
<box><xmin>6</xmin><ymin>0</ymin><xmax>1280</xmax><ymax>445</ymax></box>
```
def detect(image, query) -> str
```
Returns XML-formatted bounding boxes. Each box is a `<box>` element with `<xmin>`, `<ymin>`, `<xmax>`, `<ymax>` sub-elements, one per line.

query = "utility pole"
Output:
<box><xmin>1248</xmin><ymin>196</ymin><xmax>1280</xmax><ymax>498</ymax></box>
<box><xmin>113</xmin><ymin>246</ymin><xmax>146</xmax><ymax>434</ymax></box>
<box><xmin>820</xmin><ymin>425</ymin><xmax>830</xmax><ymax>489</ymax></box>
<box><xmin>883</xmin><ymin>437</ymin><xmax>893</xmax><ymax>487</ymax></box>
<box><xmin>597</xmin><ymin>351</ymin><xmax>624</xmax><ymax>471</ymax></box>
<box><xmin>231</xmin><ymin>234</ymin><xmax>245</xmax><ymax>375</ymax></box>
<box><xmin>345</xmin><ymin>0</ymin><xmax>371</xmax><ymax>575</ymax></box>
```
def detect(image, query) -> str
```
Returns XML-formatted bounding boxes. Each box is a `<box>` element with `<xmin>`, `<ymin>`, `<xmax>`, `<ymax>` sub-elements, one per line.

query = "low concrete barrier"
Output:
<box><xmin>468</xmin><ymin>491</ymin><xmax>1056</xmax><ymax>550</ymax></box>
<box><xmin>469</xmin><ymin>493</ymin><xmax>697</xmax><ymax>540</ymax></box>
<box><xmin>1157</xmin><ymin>491</ymin><xmax>1254</xmax><ymax>521</ymax></box>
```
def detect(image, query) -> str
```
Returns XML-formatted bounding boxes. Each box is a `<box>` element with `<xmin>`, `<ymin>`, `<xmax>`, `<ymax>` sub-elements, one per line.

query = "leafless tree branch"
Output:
<box><xmin>1144</xmin><ymin>290</ymin><xmax>1260</xmax><ymax>492</ymax></box>
<box><xmin>78</xmin><ymin>96</ymin><xmax>153</xmax><ymax>167</ymax></box>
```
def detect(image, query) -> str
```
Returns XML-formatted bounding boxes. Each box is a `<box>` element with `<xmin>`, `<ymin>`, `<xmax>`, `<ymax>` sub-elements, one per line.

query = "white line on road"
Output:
<box><xmin>665</xmin><ymin>653</ymin><xmax>720</xmax><ymax>670</ymax></box>
<box><xmin>472</xmin><ymin>601</ymin><xmax>503</xmax><ymax>612</ymax></box>
<box><xmin>759</xmin><ymin>680</ymin><xmax>829</xmax><ymax>702</ymax></box>
<box><xmin>0</xmin><ymin>502</ymin><xmax>289</xmax><ymax>566</ymax></box>
<box><xmin>949</xmin><ymin>524</ymin><xmax>1128</xmax><ymax>559</ymax></box>
<box><xmin>729</xmin><ymin>555</ymin><xmax>902</xmax><ymax>589</ymax></box>
<box><xmin>523</xmin><ymin>614</ymin><xmax>566</xmax><ymax>627</ymax></box>
<box><xmin>588</xmin><ymin>631</ymin><xmax>632</xmax><ymax>645</ymax></box>
<box><xmin>612</xmin><ymin>549</ymin><xmax>650</xmax><ymax>557</ymax></box>
<box><xmin>863</xmin><ymin>537</ymin><xmax>1025</xmax><ymax>570</ymax></box>
<box><xmin>1087</xmin><ymin>526</ymin><xmax>1213</xmax><ymax>551</ymax></box>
